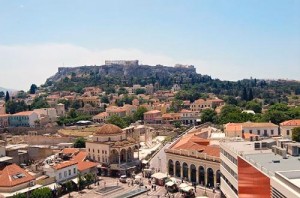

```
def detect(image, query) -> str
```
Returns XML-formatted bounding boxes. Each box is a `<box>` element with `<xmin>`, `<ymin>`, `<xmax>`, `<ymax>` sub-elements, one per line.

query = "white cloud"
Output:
<box><xmin>0</xmin><ymin>43</ymin><xmax>186</xmax><ymax>90</ymax></box>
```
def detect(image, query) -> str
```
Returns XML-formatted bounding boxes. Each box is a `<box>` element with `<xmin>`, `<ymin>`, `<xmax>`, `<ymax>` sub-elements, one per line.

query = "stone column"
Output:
<box><xmin>180</xmin><ymin>166</ymin><xmax>183</xmax><ymax>179</ymax></box>
<box><xmin>196</xmin><ymin>169</ymin><xmax>199</xmax><ymax>184</ymax></box>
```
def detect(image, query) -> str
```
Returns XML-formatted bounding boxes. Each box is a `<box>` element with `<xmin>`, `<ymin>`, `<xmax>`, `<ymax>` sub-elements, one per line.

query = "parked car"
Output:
<box><xmin>119</xmin><ymin>175</ymin><xmax>127</xmax><ymax>183</ymax></box>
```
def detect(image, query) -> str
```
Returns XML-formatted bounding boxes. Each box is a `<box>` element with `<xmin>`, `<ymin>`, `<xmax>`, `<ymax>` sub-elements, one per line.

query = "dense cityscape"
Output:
<box><xmin>1</xmin><ymin>1</ymin><xmax>300</xmax><ymax>198</ymax></box>
<box><xmin>0</xmin><ymin>60</ymin><xmax>299</xmax><ymax>198</ymax></box>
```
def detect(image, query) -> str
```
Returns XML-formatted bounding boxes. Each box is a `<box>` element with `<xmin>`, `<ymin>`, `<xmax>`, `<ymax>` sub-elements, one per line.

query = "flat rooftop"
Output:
<box><xmin>221</xmin><ymin>140</ymin><xmax>300</xmax><ymax>177</ymax></box>
<box><xmin>243</xmin><ymin>152</ymin><xmax>300</xmax><ymax>176</ymax></box>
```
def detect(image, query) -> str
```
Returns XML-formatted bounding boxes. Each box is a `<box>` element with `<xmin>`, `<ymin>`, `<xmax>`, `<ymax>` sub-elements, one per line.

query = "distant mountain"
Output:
<box><xmin>0</xmin><ymin>87</ymin><xmax>17</xmax><ymax>93</ymax></box>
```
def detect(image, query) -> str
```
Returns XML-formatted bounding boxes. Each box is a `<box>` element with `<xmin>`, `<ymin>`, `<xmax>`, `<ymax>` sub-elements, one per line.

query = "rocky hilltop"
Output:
<box><xmin>48</xmin><ymin>64</ymin><xmax>197</xmax><ymax>82</ymax></box>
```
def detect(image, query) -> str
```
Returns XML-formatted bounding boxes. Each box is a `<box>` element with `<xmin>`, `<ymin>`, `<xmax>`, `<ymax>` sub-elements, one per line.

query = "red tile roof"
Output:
<box><xmin>280</xmin><ymin>119</ymin><xmax>300</xmax><ymax>126</ymax></box>
<box><xmin>13</xmin><ymin>111</ymin><xmax>35</xmax><ymax>116</ymax></box>
<box><xmin>62</xmin><ymin>148</ymin><xmax>79</xmax><ymax>155</ymax></box>
<box><xmin>72</xmin><ymin>151</ymin><xmax>87</xmax><ymax>163</ymax></box>
<box><xmin>77</xmin><ymin>161</ymin><xmax>97</xmax><ymax>172</ymax></box>
<box><xmin>0</xmin><ymin>164</ymin><xmax>34</xmax><ymax>187</ymax></box>
<box><xmin>171</xmin><ymin>133</ymin><xmax>219</xmax><ymax>157</ymax></box>
<box><xmin>53</xmin><ymin>161</ymin><xmax>77</xmax><ymax>170</ymax></box>
<box><xmin>144</xmin><ymin>110</ymin><xmax>161</xmax><ymax>115</ymax></box>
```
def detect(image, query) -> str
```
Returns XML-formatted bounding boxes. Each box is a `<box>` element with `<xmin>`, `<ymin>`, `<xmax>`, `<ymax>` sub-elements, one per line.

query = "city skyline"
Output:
<box><xmin>0</xmin><ymin>0</ymin><xmax>299</xmax><ymax>90</ymax></box>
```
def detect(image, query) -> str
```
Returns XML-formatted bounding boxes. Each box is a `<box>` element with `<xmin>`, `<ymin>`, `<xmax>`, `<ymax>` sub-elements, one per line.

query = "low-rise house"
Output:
<box><xmin>190</xmin><ymin>98</ymin><xmax>224</xmax><ymax>112</ymax></box>
<box><xmin>43</xmin><ymin>161</ymin><xmax>78</xmax><ymax>183</ymax></box>
<box><xmin>162</xmin><ymin>113</ymin><xmax>181</xmax><ymax>124</ymax></box>
<box><xmin>144</xmin><ymin>110</ymin><xmax>162</xmax><ymax>124</ymax></box>
<box><xmin>180</xmin><ymin>109</ymin><xmax>199</xmax><ymax>125</ymax></box>
<box><xmin>280</xmin><ymin>119</ymin><xmax>300</xmax><ymax>139</ymax></box>
<box><xmin>93</xmin><ymin>112</ymin><xmax>109</xmax><ymax>123</ymax></box>
<box><xmin>0</xmin><ymin>114</ymin><xmax>9</xmax><ymax>128</ymax></box>
<box><xmin>0</xmin><ymin>164</ymin><xmax>37</xmax><ymax>194</ymax></box>
<box><xmin>8</xmin><ymin>111</ymin><xmax>39</xmax><ymax>127</ymax></box>
<box><xmin>224</xmin><ymin>122</ymin><xmax>279</xmax><ymax>137</ymax></box>
<box><xmin>106</xmin><ymin>106</ymin><xmax>127</xmax><ymax>118</ymax></box>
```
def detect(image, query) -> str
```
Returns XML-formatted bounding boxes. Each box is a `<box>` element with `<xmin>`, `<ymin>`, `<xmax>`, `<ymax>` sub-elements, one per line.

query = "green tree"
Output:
<box><xmin>84</xmin><ymin>173</ymin><xmax>93</xmax><ymax>189</ymax></box>
<box><xmin>135</xmin><ymin>88</ymin><xmax>146</xmax><ymax>95</ymax></box>
<box><xmin>29</xmin><ymin>84</ymin><xmax>38</xmax><ymax>94</ymax></box>
<box><xmin>68</xmin><ymin>109</ymin><xmax>78</xmax><ymax>118</ymax></box>
<box><xmin>30</xmin><ymin>187</ymin><xmax>52</xmax><ymax>198</ymax></box>
<box><xmin>117</xmin><ymin>87</ymin><xmax>128</xmax><ymax>95</ymax></box>
<box><xmin>173</xmin><ymin>121</ymin><xmax>181</xmax><ymax>128</ymax></box>
<box><xmin>101</xmin><ymin>95</ymin><xmax>109</xmax><ymax>103</ymax></box>
<box><xmin>107</xmin><ymin>115</ymin><xmax>128</xmax><ymax>128</ymax></box>
<box><xmin>78</xmin><ymin>173</ymin><xmax>85</xmax><ymax>191</ymax></box>
<box><xmin>16</xmin><ymin>91</ymin><xmax>27</xmax><ymax>99</ymax></box>
<box><xmin>133</xmin><ymin>106</ymin><xmax>148</xmax><ymax>121</ymax></box>
<box><xmin>66</xmin><ymin>180</ymin><xmax>73</xmax><ymax>198</ymax></box>
<box><xmin>201</xmin><ymin>109</ymin><xmax>217</xmax><ymax>123</ymax></box>
<box><xmin>292</xmin><ymin>127</ymin><xmax>300</xmax><ymax>142</ymax></box>
<box><xmin>71</xmin><ymin>100</ymin><xmax>81</xmax><ymax>109</ymax></box>
<box><xmin>74</xmin><ymin>137</ymin><xmax>86</xmax><ymax>148</ymax></box>
<box><xmin>245</xmin><ymin>101</ymin><xmax>262</xmax><ymax>113</ymax></box>
<box><xmin>12</xmin><ymin>193</ymin><xmax>26</xmax><ymax>198</ymax></box>
<box><xmin>241</xmin><ymin>87</ymin><xmax>248</xmax><ymax>101</ymax></box>
<box><xmin>248</xmin><ymin>88</ymin><xmax>254</xmax><ymax>101</ymax></box>
<box><xmin>6</xmin><ymin>100</ymin><xmax>28</xmax><ymax>114</ymax></box>
<box><xmin>5</xmin><ymin>91</ymin><xmax>10</xmax><ymax>102</ymax></box>
<box><xmin>30</xmin><ymin>96</ymin><xmax>50</xmax><ymax>109</ymax></box>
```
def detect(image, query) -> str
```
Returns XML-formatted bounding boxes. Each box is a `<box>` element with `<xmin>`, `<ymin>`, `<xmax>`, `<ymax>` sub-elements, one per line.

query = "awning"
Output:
<box><xmin>179</xmin><ymin>183</ymin><xmax>188</xmax><ymax>189</ymax></box>
<box><xmin>142</xmin><ymin>160</ymin><xmax>148</xmax><ymax>164</ymax></box>
<box><xmin>44</xmin><ymin>183</ymin><xmax>60</xmax><ymax>190</ymax></box>
<box><xmin>1</xmin><ymin>184</ymin><xmax>43</xmax><ymax>197</ymax></box>
<box><xmin>165</xmin><ymin>181</ymin><xmax>175</xmax><ymax>187</ymax></box>
<box><xmin>151</xmin><ymin>172</ymin><xmax>168</xmax><ymax>180</ymax></box>
<box><xmin>72</xmin><ymin>178</ymin><xmax>79</xmax><ymax>184</ymax></box>
<box><xmin>182</xmin><ymin>186</ymin><xmax>194</xmax><ymax>192</ymax></box>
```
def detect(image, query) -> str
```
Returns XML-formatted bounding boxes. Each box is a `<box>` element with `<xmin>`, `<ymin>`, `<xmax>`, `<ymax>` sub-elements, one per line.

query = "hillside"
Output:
<box><xmin>44</xmin><ymin>63</ymin><xmax>300</xmax><ymax>105</ymax></box>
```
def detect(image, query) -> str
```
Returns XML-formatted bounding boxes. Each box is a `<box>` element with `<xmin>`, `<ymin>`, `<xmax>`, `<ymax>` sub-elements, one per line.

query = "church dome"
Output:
<box><xmin>94</xmin><ymin>124</ymin><xmax>123</xmax><ymax>135</ymax></box>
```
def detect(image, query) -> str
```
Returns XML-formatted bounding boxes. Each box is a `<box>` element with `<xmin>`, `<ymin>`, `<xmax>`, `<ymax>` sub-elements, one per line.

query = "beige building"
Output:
<box><xmin>165</xmin><ymin>132</ymin><xmax>220</xmax><ymax>188</ymax></box>
<box><xmin>190</xmin><ymin>98</ymin><xmax>224</xmax><ymax>112</ymax></box>
<box><xmin>280</xmin><ymin>119</ymin><xmax>300</xmax><ymax>139</ymax></box>
<box><xmin>86</xmin><ymin>124</ymin><xmax>139</xmax><ymax>176</ymax></box>
<box><xmin>224</xmin><ymin>122</ymin><xmax>279</xmax><ymax>137</ymax></box>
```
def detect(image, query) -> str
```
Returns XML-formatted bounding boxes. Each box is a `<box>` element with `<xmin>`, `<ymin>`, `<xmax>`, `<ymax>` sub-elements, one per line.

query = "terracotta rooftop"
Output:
<box><xmin>241</xmin><ymin>121</ymin><xmax>278</xmax><ymax>128</ymax></box>
<box><xmin>72</xmin><ymin>151</ymin><xmax>87</xmax><ymax>163</ymax></box>
<box><xmin>77</xmin><ymin>161</ymin><xmax>97</xmax><ymax>172</ymax></box>
<box><xmin>280</xmin><ymin>119</ymin><xmax>300</xmax><ymax>126</ymax></box>
<box><xmin>94</xmin><ymin>124</ymin><xmax>123</xmax><ymax>135</ymax></box>
<box><xmin>53</xmin><ymin>161</ymin><xmax>77</xmax><ymax>170</ymax></box>
<box><xmin>12</xmin><ymin>111</ymin><xmax>35</xmax><ymax>116</ymax></box>
<box><xmin>62</xmin><ymin>148</ymin><xmax>79</xmax><ymax>155</ymax></box>
<box><xmin>180</xmin><ymin>109</ymin><xmax>193</xmax><ymax>113</ymax></box>
<box><xmin>144</xmin><ymin>110</ymin><xmax>161</xmax><ymax>115</ymax></box>
<box><xmin>171</xmin><ymin>133</ymin><xmax>219</xmax><ymax>157</ymax></box>
<box><xmin>0</xmin><ymin>164</ymin><xmax>34</xmax><ymax>187</ymax></box>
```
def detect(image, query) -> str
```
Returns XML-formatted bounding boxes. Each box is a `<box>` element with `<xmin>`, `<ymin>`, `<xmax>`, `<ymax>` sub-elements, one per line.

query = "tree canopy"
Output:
<box><xmin>74</xmin><ymin>137</ymin><xmax>86</xmax><ymax>148</ymax></box>
<box><xmin>292</xmin><ymin>127</ymin><xmax>300</xmax><ymax>142</ymax></box>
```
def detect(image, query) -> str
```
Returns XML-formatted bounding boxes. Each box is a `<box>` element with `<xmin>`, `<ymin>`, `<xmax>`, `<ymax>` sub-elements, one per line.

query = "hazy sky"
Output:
<box><xmin>0</xmin><ymin>0</ymin><xmax>299</xmax><ymax>90</ymax></box>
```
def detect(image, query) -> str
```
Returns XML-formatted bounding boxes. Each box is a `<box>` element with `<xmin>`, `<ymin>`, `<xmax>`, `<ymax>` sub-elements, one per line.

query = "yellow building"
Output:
<box><xmin>86</xmin><ymin>124</ymin><xmax>139</xmax><ymax>176</ymax></box>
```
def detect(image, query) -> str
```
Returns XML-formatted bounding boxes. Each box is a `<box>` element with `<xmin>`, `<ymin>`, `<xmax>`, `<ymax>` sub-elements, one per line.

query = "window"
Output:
<box><xmin>93</xmin><ymin>149</ymin><xmax>94</xmax><ymax>152</ymax></box>
<box><xmin>69</xmin><ymin>169</ymin><xmax>71</xmax><ymax>176</ymax></box>
<box><xmin>257</xmin><ymin>130</ymin><xmax>260</xmax><ymax>135</ymax></box>
<box><xmin>59</xmin><ymin>173</ymin><xmax>62</xmax><ymax>179</ymax></box>
<box><xmin>64</xmin><ymin>171</ymin><xmax>67</xmax><ymax>177</ymax></box>
<box><xmin>249</xmin><ymin>130</ymin><xmax>252</xmax><ymax>134</ymax></box>
<box><xmin>102</xmin><ymin>150</ymin><xmax>104</xmax><ymax>154</ymax></box>
<box><xmin>74</xmin><ymin>168</ymin><xmax>76</xmax><ymax>174</ymax></box>
<box><xmin>287</xmin><ymin>130</ymin><xmax>290</xmax><ymax>136</ymax></box>
<box><xmin>88</xmin><ymin>148</ymin><xmax>90</xmax><ymax>152</ymax></box>
<box><xmin>271</xmin><ymin>130</ymin><xmax>274</xmax><ymax>135</ymax></box>
<box><xmin>98</xmin><ymin>150</ymin><xmax>99</xmax><ymax>153</ymax></box>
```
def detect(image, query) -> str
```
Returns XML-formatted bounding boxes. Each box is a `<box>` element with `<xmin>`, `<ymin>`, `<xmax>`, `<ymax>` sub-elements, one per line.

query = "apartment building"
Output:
<box><xmin>220</xmin><ymin>139</ymin><xmax>300</xmax><ymax>198</ymax></box>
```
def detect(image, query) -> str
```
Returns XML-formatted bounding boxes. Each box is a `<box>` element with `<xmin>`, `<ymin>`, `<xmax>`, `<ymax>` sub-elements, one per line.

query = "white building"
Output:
<box><xmin>44</xmin><ymin>161</ymin><xmax>78</xmax><ymax>183</ymax></box>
